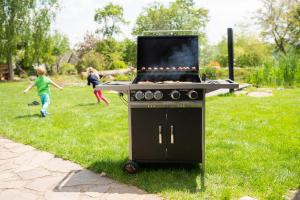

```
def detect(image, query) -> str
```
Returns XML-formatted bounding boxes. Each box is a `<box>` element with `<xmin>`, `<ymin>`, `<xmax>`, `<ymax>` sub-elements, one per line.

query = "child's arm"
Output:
<box><xmin>87</xmin><ymin>76</ymin><xmax>91</xmax><ymax>86</ymax></box>
<box><xmin>50</xmin><ymin>80</ymin><xmax>63</xmax><ymax>90</ymax></box>
<box><xmin>24</xmin><ymin>82</ymin><xmax>35</xmax><ymax>93</ymax></box>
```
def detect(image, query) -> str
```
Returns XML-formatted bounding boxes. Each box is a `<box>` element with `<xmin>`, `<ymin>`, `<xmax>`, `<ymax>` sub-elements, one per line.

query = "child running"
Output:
<box><xmin>24</xmin><ymin>66</ymin><xmax>63</xmax><ymax>117</ymax></box>
<box><xmin>87</xmin><ymin>67</ymin><xmax>110</xmax><ymax>106</ymax></box>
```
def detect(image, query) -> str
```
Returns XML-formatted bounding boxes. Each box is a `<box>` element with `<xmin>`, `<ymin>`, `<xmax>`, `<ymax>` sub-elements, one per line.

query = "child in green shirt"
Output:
<box><xmin>24</xmin><ymin>66</ymin><xmax>62</xmax><ymax>117</ymax></box>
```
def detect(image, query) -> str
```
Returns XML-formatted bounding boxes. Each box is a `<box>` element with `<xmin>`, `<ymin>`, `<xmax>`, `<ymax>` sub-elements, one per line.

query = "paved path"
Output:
<box><xmin>206</xmin><ymin>83</ymin><xmax>251</xmax><ymax>97</ymax></box>
<box><xmin>0</xmin><ymin>137</ymin><xmax>161</xmax><ymax>200</ymax></box>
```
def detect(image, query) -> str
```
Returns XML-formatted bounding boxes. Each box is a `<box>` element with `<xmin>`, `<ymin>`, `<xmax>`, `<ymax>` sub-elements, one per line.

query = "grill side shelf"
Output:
<box><xmin>95</xmin><ymin>84</ymin><xmax>130</xmax><ymax>93</ymax></box>
<box><xmin>129</xmin><ymin>82</ymin><xmax>239</xmax><ymax>90</ymax></box>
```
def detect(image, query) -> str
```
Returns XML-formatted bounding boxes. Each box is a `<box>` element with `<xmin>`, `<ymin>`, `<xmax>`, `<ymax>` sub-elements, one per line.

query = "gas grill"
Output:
<box><xmin>96</xmin><ymin>35</ymin><xmax>238</xmax><ymax>174</ymax></box>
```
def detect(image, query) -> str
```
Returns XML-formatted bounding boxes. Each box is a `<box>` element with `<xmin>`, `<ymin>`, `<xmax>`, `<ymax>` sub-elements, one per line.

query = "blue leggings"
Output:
<box><xmin>40</xmin><ymin>94</ymin><xmax>50</xmax><ymax>115</ymax></box>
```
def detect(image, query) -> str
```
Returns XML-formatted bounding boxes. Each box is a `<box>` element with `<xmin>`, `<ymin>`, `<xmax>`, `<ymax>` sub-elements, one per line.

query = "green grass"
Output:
<box><xmin>0</xmin><ymin>82</ymin><xmax>299</xmax><ymax>200</ymax></box>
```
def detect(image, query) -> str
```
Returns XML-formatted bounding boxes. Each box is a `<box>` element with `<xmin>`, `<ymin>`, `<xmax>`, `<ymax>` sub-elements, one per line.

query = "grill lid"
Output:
<box><xmin>134</xmin><ymin>36</ymin><xmax>200</xmax><ymax>83</ymax></box>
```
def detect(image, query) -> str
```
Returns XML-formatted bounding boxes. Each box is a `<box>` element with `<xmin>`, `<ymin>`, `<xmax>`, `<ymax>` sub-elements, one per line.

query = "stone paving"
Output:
<box><xmin>0</xmin><ymin>137</ymin><xmax>161</xmax><ymax>200</ymax></box>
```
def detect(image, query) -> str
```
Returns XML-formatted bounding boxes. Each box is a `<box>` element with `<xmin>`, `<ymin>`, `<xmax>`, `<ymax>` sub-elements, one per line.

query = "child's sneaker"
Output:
<box><xmin>40</xmin><ymin>110</ymin><xmax>46</xmax><ymax>117</ymax></box>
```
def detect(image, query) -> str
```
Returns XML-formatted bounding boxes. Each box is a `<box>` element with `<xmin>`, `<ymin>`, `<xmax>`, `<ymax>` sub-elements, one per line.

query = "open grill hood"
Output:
<box><xmin>134</xmin><ymin>36</ymin><xmax>200</xmax><ymax>83</ymax></box>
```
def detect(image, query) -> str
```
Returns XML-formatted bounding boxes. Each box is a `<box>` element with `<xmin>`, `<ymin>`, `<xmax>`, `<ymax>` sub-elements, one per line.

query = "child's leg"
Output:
<box><xmin>93</xmin><ymin>90</ymin><xmax>101</xmax><ymax>102</ymax></box>
<box><xmin>40</xmin><ymin>94</ymin><xmax>50</xmax><ymax>116</ymax></box>
<box><xmin>97</xmin><ymin>90</ymin><xmax>110</xmax><ymax>105</ymax></box>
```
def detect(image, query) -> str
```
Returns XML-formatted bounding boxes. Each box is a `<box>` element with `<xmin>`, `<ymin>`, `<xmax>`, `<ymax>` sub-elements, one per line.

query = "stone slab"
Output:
<box><xmin>25</xmin><ymin>176</ymin><xmax>63</xmax><ymax>192</ymax></box>
<box><xmin>0</xmin><ymin>137</ymin><xmax>161</xmax><ymax>200</ymax></box>
<box><xmin>17</xmin><ymin>168</ymin><xmax>51</xmax><ymax>180</ymax></box>
<box><xmin>0</xmin><ymin>189</ymin><xmax>38</xmax><ymax>200</ymax></box>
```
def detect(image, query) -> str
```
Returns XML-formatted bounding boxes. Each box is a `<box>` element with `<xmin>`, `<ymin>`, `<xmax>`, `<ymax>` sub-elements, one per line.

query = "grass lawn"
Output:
<box><xmin>0</xmin><ymin>81</ymin><xmax>299</xmax><ymax>200</ymax></box>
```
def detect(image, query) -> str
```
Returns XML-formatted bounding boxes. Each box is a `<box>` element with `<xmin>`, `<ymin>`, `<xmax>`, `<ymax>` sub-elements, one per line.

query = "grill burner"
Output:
<box><xmin>96</xmin><ymin>35</ymin><xmax>239</xmax><ymax>174</ymax></box>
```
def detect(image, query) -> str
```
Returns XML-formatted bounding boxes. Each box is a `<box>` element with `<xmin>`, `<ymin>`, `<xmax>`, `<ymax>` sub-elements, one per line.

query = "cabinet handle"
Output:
<box><xmin>170</xmin><ymin>125</ymin><xmax>174</xmax><ymax>144</ymax></box>
<box><xmin>159</xmin><ymin>125</ymin><xmax>162</xmax><ymax>144</ymax></box>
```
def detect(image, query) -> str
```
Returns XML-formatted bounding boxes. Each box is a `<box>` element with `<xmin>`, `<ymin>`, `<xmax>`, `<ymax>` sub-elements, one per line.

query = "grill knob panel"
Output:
<box><xmin>188</xmin><ymin>90</ymin><xmax>198</xmax><ymax>100</ymax></box>
<box><xmin>154</xmin><ymin>91</ymin><xmax>163</xmax><ymax>100</ymax></box>
<box><xmin>135</xmin><ymin>91</ymin><xmax>144</xmax><ymax>101</ymax></box>
<box><xmin>170</xmin><ymin>90</ymin><xmax>181</xmax><ymax>100</ymax></box>
<box><xmin>144</xmin><ymin>91</ymin><xmax>154</xmax><ymax>100</ymax></box>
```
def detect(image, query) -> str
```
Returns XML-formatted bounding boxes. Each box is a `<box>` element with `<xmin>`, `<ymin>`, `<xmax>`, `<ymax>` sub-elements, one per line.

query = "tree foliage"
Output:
<box><xmin>94</xmin><ymin>3</ymin><xmax>128</xmax><ymax>39</ymax></box>
<box><xmin>121</xmin><ymin>39</ymin><xmax>136</xmax><ymax>67</ymax></box>
<box><xmin>0</xmin><ymin>0</ymin><xmax>60</xmax><ymax>79</ymax></box>
<box><xmin>213</xmin><ymin>32</ymin><xmax>271</xmax><ymax>67</ymax></box>
<box><xmin>75</xmin><ymin>32</ymin><xmax>99</xmax><ymax>58</ymax></box>
<box><xmin>132</xmin><ymin>0</ymin><xmax>208</xmax><ymax>40</ymax></box>
<box><xmin>51</xmin><ymin>31</ymin><xmax>70</xmax><ymax>57</ymax></box>
<box><xmin>256</xmin><ymin>0</ymin><xmax>300</xmax><ymax>54</ymax></box>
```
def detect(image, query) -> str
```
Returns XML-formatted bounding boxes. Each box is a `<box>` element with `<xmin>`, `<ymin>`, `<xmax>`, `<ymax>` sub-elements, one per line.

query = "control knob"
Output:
<box><xmin>144</xmin><ymin>91</ymin><xmax>154</xmax><ymax>100</ymax></box>
<box><xmin>170</xmin><ymin>90</ymin><xmax>181</xmax><ymax>100</ymax></box>
<box><xmin>188</xmin><ymin>90</ymin><xmax>198</xmax><ymax>100</ymax></box>
<box><xmin>154</xmin><ymin>90</ymin><xmax>163</xmax><ymax>100</ymax></box>
<box><xmin>135</xmin><ymin>91</ymin><xmax>144</xmax><ymax>101</ymax></box>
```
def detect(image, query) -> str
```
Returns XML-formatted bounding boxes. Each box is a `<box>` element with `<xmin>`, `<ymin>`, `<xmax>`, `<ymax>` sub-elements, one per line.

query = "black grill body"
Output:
<box><xmin>130</xmin><ymin>36</ymin><xmax>204</xmax><ymax>165</ymax></box>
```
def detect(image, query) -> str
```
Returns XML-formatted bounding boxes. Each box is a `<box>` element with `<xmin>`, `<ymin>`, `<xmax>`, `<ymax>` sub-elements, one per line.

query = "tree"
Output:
<box><xmin>213</xmin><ymin>32</ymin><xmax>271</xmax><ymax>67</ymax></box>
<box><xmin>121</xmin><ymin>39</ymin><xmax>136</xmax><ymax>66</ymax></box>
<box><xmin>51</xmin><ymin>31</ymin><xmax>70</xmax><ymax>57</ymax></box>
<box><xmin>75</xmin><ymin>32</ymin><xmax>99</xmax><ymax>58</ymax></box>
<box><xmin>132</xmin><ymin>0</ymin><xmax>208</xmax><ymax>41</ymax></box>
<box><xmin>95</xmin><ymin>38</ymin><xmax>123</xmax><ymax>69</ymax></box>
<box><xmin>94</xmin><ymin>3</ymin><xmax>128</xmax><ymax>39</ymax></box>
<box><xmin>256</xmin><ymin>0</ymin><xmax>300</xmax><ymax>54</ymax></box>
<box><xmin>0</xmin><ymin>0</ymin><xmax>35</xmax><ymax>79</ymax></box>
<box><xmin>0</xmin><ymin>0</ymin><xmax>59</xmax><ymax>79</ymax></box>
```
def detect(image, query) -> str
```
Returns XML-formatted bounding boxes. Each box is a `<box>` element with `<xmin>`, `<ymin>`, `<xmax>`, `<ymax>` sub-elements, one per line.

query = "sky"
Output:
<box><xmin>53</xmin><ymin>0</ymin><xmax>262</xmax><ymax>47</ymax></box>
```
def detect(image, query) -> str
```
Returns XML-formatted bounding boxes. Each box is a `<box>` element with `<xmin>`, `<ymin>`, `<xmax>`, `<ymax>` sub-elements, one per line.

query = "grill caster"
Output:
<box><xmin>123</xmin><ymin>161</ymin><xmax>140</xmax><ymax>174</ymax></box>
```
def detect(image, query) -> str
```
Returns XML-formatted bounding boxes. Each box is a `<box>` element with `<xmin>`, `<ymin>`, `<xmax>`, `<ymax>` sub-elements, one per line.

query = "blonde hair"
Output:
<box><xmin>36</xmin><ymin>66</ymin><xmax>46</xmax><ymax>76</ymax></box>
<box><xmin>87</xmin><ymin>67</ymin><xmax>100</xmax><ymax>79</ymax></box>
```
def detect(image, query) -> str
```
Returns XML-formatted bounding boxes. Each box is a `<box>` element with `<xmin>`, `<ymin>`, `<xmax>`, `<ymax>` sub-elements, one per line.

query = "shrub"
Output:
<box><xmin>248</xmin><ymin>52</ymin><xmax>300</xmax><ymax>87</ymax></box>
<box><xmin>114</xmin><ymin>74</ymin><xmax>132</xmax><ymax>81</ymax></box>
<box><xmin>200</xmin><ymin>67</ymin><xmax>217</xmax><ymax>79</ymax></box>
<box><xmin>60</xmin><ymin>63</ymin><xmax>77</xmax><ymax>75</ymax></box>
<box><xmin>206</xmin><ymin>61</ymin><xmax>221</xmax><ymax>68</ymax></box>
<box><xmin>76</xmin><ymin>51</ymin><xmax>106</xmax><ymax>72</ymax></box>
<box><xmin>109</xmin><ymin>60</ymin><xmax>126</xmax><ymax>70</ymax></box>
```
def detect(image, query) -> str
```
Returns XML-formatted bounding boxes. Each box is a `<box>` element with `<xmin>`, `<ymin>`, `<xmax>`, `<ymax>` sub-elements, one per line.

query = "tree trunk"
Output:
<box><xmin>7</xmin><ymin>51</ymin><xmax>14</xmax><ymax>80</ymax></box>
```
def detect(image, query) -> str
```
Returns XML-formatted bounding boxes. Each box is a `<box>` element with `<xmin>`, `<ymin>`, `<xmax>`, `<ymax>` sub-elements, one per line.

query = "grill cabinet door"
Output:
<box><xmin>131</xmin><ymin>108</ymin><xmax>166</xmax><ymax>161</ymax></box>
<box><xmin>166</xmin><ymin>108</ymin><xmax>202</xmax><ymax>162</ymax></box>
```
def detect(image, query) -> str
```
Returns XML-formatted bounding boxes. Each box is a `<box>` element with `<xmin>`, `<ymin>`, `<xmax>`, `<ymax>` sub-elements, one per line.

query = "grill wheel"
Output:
<box><xmin>123</xmin><ymin>160</ymin><xmax>140</xmax><ymax>174</ymax></box>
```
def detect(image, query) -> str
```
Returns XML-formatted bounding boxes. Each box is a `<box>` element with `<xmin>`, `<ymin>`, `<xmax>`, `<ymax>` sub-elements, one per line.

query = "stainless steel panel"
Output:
<box><xmin>129</xmin><ymin>101</ymin><xmax>202</xmax><ymax>108</ymax></box>
<box><xmin>130</xmin><ymin>82</ymin><xmax>238</xmax><ymax>90</ymax></box>
<box><xmin>95</xmin><ymin>80</ymin><xmax>239</xmax><ymax>93</ymax></box>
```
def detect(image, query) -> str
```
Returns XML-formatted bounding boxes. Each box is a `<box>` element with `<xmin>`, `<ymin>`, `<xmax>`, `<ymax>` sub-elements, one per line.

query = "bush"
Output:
<box><xmin>60</xmin><ymin>63</ymin><xmax>77</xmax><ymax>75</ymax></box>
<box><xmin>109</xmin><ymin>60</ymin><xmax>126</xmax><ymax>70</ymax></box>
<box><xmin>114</xmin><ymin>74</ymin><xmax>132</xmax><ymax>81</ymax></box>
<box><xmin>200</xmin><ymin>67</ymin><xmax>217</xmax><ymax>79</ymax></box>
<box><xmin>248</xmin><ymin>52</ymin><xmax>300</xmax><ymax>87</ymax></box>
<box><xmin>76</xmin><ymin>51</ymin><xmax>106</xmax><ymax>72</ymax></box>
<box><xmin>200</xmin><ymin>67</ymin><xmax>256</xmax><ymax>83</ymax></box>
<box><xmin>206</xmin><ymin>61</ymin><xmax>221</xmax><ymax>68</ymax></box>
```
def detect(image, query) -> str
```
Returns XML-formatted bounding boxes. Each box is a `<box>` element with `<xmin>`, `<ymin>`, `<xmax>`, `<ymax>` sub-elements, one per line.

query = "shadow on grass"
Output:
<box><xmin>76</xmin><ymin>103</ymin><xmax>96</xmax><ymax>107</ymax></box>
<box><xmin>15</xmin><ymin>113</ymin><xmax>40</xmax><ymax>119</ymax></box>
<box><xmin>86</xmin><ymin>159</ymin><xmax>205</xmax><ymax>194</ymax></box>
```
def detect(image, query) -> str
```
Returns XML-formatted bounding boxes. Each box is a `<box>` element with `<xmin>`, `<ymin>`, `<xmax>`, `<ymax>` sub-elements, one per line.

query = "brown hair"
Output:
<box><xmin>36</xmin><ymin>66</ymin><xmax>46</xmax><ymax>76</ymax></box>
